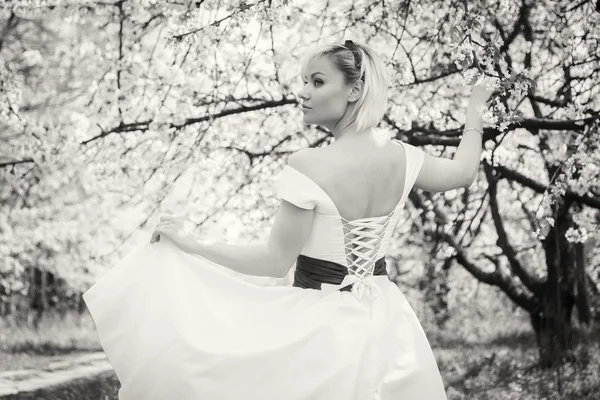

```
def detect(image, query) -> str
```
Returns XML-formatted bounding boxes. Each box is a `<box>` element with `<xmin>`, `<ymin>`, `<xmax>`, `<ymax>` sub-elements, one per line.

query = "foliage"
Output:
<box><xmin>0</xmin><ymin>0</ymin><xmax>599</xmax><ymax>367</ymax></box>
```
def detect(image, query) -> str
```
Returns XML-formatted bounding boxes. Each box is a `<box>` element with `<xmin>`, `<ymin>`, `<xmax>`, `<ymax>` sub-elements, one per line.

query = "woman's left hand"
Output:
<box><xmin>150</xmin><ymin>214</ymin><xmax>199</xmax><ymax>254</ymax></box>
<box><xmin>469</xmin><ymin>74</ymin><xmax>499</xmax><ymax>105</ymax></box>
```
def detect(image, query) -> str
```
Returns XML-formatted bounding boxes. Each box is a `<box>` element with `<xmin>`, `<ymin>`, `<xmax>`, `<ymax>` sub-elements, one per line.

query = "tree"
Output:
<box><xmin>0</xmin><ymin>0</ymin><xmax>598</xmax><ymax>367</ymax></box>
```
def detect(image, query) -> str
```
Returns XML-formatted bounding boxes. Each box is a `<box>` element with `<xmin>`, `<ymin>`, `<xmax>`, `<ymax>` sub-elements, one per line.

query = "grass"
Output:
<box><xmin>0</xmin><ymin>311</ymin><xmax>99</xmax><ymax>355</ymax></box>
<box><xmin>432</xmin><ymin>325</ymin><xmax>600</xmax><ymax>399</ymax></box>
<box><xmin>0</xmin><ymin>311</ymin><xmax>100</xmax><ymax>371</ymax></box>
<box><xmin>424</xmin><ymin>307</ymin><xmax>600</xmax><ymax>400</ymax></box>
<box><xmin>1</xmin><ymin>307</ymin><xmax>599</xmax><ymax>400</ymax></box>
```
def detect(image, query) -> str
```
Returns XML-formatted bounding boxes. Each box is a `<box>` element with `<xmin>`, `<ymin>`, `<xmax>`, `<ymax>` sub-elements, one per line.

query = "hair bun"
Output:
<box><xmin>344</xmin><ymin>40</ymin><xmax>361</xmax><ymax>70</ymax></box>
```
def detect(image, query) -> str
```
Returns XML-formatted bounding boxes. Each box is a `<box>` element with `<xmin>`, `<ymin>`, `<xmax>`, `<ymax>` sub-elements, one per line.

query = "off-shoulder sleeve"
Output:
<box><xmin>275</xmin><ymin>166</ymin><xmax>317</xmax><ymax>210</ymax></box>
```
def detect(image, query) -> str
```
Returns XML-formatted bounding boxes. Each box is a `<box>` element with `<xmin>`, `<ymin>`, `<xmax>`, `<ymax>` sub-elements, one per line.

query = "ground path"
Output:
<box><xmin>0</xmin><ymin>352</ymin><xmax>116</xmax><ymax>399</ymax></box>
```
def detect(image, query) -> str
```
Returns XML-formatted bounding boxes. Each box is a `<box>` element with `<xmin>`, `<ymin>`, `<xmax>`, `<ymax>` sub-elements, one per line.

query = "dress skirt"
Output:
<box><xmin>83</xmin><ymin>237</ymin><xmax>447</xmax><ymax>400</ymax></box>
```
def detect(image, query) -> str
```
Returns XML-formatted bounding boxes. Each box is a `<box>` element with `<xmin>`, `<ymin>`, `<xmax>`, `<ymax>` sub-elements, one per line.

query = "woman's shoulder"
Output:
<box><xmin>286</xmin><ymin>147</ymin><xmax>334</xmax><ymax>189</ymax></box>
<box><xmin>287</xmin><ymin>147</ymin><xmax>316</xmax><ymax>172</ymax></box>
<box><xmin>295</xmin><ymin>141</ymin><xmax>396</xmax><ymax>172</ymax></box>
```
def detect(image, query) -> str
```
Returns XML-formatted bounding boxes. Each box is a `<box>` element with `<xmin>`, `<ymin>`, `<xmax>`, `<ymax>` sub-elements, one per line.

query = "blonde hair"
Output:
<box><xmin>300</xmin><ymin>40</ymin><xmax>389</xmax><ymax>134</ymax></box>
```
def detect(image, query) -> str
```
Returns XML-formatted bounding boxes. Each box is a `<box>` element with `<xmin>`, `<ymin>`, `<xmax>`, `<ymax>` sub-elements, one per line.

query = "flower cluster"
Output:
<box><xmin>565</xmin><ymin>227</ymin><xmax>590</xmax><ymax>243</ymax></box>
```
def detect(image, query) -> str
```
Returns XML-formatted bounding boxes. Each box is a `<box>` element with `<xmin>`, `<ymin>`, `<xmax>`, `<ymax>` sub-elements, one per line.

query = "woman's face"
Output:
<box><xmin>298</xmin><ymin>56</ymin><xmax>353</xmax><ymax>131</ymax></box>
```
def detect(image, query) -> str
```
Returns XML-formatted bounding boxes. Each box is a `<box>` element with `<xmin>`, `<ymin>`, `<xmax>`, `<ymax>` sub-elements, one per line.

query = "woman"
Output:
<box><xmin>83</xmin><ymin>40</ymin><xmax>494</xmax><ymax>400</ymax></box>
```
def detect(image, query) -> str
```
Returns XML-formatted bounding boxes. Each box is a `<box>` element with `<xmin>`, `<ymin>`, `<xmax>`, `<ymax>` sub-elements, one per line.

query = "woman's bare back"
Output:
<box><xmin>301</xmin><ymin>139</ymin><xmax>407</xmax><ymax>221</ymax></box>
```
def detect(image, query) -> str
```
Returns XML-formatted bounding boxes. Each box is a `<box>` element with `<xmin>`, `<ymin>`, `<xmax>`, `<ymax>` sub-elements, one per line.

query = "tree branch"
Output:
<box><xmin>80</xmin><ymin>97</ymin><xmax>298</xmax><ymax>145</ymax></box>
<box><xmin>499</xmin><ymin>1</ymin><xmax>528</xmax><ymax>53</ymax></box>
<box><xmin>0</xmin><ymin>158</ymin><xmax>35</xmax><ymax>168</ymax></box>
<box><xmin>527</xmin><ymin>95</ymin><xmax>567</xmax><ymax>108</ymax></box>
<box><xmin>0</xmin><ymin>11</ymin><xmax>18</xmax><ymax>52</ymax></box>
<box><xmin>384</xmin><ymin>113</ymin><xmax>599</xmax><ymax>147</ymax></box>
<box><xmin>410</xmin><ymin>191</ymin><xmax>538</xmax><ymax>312</ymax></box>
<box><xmin>484</xmin><ymin>161</ymin><xmax>544</xmax><ymax>295</ymax></box>
<box><xmin>493</xmin><ymin>163</ymin><xmax>600</xmax><ymax>210</ymax></box>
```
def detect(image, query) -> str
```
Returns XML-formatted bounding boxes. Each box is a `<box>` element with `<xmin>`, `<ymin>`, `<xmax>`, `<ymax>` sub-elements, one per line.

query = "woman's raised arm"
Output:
<box><xmin>414</xmin><ymin>76</ymin><xmax>496</xmax><ymax>193</ymax></box>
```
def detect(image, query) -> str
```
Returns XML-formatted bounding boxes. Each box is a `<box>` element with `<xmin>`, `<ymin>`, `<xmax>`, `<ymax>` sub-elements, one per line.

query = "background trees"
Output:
<box><xmin>1</xmin><ymin>0</ymin><xmax>598</xmax><ymax>369</ymax></box>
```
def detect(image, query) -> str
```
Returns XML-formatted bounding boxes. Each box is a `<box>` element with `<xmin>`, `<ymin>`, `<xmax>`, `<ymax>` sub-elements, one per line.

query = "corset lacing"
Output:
<box><xmin>293</xmin><ymin>212</ymin><xmax>394</xmax><ymax>301</ymax></box>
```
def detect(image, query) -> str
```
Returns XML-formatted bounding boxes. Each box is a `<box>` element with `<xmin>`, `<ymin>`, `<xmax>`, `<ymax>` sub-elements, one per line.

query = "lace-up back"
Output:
<box><xmin>276</xmin><ymin>139</ymin><xmax>425</xmax><ymax>275</ymax></box>
<box><xmin>343</xmin><ymin>212</ymin><xmax>395</xmax><ymax>277</ymax></box>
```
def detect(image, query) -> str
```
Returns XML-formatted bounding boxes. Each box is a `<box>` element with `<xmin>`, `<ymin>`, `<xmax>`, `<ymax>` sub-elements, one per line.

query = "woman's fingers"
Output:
<box><xmin>160</xmin><ymin>214</ymin><xmax>183</xmax><ymax>222</ymax></box>
<box><xmin>150</xmin><ymin>222</ymin><xmax>175</xmax><ymax>244</ymax></box>
<box><xmin>150</xmin><ymin>226</ymin><xmax>165</xmax><ymax>243</ymax></box>
<box><xmin>151</xmin><ymin>214</ymin><xmax>186</xmax><ymax>244</ymax></box>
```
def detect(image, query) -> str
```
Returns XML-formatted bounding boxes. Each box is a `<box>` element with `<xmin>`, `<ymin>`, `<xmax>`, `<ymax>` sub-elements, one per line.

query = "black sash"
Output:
<box><xmin>292</xmin><ymin>254</ymin><xmax>388</xmax><ymax>292</ymax></box>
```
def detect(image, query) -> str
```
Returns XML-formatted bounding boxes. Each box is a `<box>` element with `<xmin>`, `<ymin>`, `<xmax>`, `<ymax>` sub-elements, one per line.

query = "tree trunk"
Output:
<box><xmin>41</xmin><ymin>268</ymin><xmax>48</xmax><ymax>313</ymax></box>
<box><xmin>533</xmin><ymin>199</ymin><xmax>592</xmax><ymax>367</ymax></box>
<box><xmin>529</xmin><ymin>287</ymin><xmax>575</xmax><ymax>367</ymax></box>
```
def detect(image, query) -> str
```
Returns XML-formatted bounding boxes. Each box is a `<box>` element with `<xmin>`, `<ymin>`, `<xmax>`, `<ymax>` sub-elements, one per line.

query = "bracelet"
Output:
<box><xmin>463</xmin><ymin>128</ymin><xmax>483</xmax><ymax>135</ymax></box>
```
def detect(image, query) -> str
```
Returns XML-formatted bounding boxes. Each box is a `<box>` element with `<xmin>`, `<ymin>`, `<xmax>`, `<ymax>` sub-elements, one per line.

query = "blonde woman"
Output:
<box><xmin>83</xmin><ymin>40</ymin><xmax>494</xmax><ymax>399</ymax></box>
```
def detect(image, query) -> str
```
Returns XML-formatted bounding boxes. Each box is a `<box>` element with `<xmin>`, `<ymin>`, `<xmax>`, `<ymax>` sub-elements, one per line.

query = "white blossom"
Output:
<box><xmin>565</xmin><ymin>227</ymin><xmax>589</xmax><ymax>243</ymax></box>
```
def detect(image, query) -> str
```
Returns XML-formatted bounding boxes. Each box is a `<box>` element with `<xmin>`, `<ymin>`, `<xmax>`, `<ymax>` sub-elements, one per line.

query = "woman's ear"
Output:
<box><xmin>348</xmin><ymin>80</ymin><xmax>364</xmax><ymax>103</ymax></box>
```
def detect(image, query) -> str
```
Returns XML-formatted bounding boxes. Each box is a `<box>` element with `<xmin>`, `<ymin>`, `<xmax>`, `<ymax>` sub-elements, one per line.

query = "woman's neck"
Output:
<box><xmin>334</xmin><ymin>126</ymin><xmax>372</xmax><ymax>140</ymax></box>
<box><xmin>332</xmin><ymin>127</ymin><xmax>389</xmax><ymax>148</ymax></box>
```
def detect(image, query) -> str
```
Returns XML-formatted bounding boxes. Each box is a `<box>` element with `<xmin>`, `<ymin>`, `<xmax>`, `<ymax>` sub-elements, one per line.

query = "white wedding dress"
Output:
<box><xmin>83</xmin><ymin>139</ymin><xmax>448</xmax><ymax>400</ymax></box>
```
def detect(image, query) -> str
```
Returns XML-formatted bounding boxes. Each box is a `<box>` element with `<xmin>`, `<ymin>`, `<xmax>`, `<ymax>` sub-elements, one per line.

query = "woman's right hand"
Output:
<box><xmin>469</xmin><ymin>74</ymin><xmax>499</xmax><ymax>106</ymax></box>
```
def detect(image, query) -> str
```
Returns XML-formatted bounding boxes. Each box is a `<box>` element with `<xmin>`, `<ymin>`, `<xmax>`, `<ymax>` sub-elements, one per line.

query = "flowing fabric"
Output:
<box><xmin>83</xmin><ymin>140</ymin><xmax>448</xmax><ymax>399</ymax></box>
